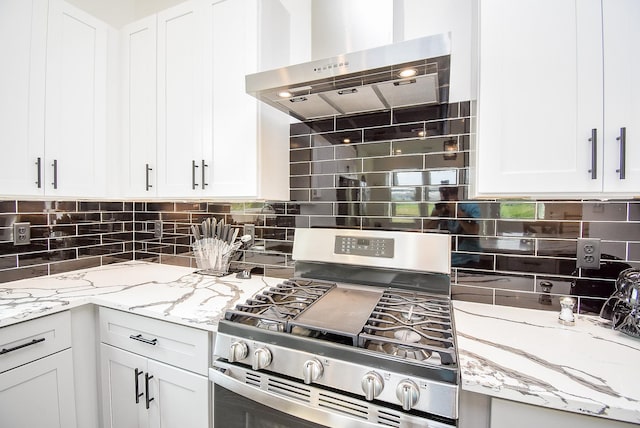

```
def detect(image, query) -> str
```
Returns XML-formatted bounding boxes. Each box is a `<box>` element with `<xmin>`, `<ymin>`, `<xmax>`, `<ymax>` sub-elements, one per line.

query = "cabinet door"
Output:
<box><xmin>121</xmin><ymin>16</ymin><xmax>158</xmax><ymax>198</ymax></box>
<box><xmin>476</xmin><ymin>0</ymin><xmax>603</xmax><ymax>196</ymax></box>
<box><xmin>156</xmin><ymin>0</ymin><xmax>206</xmax><ymax>197</ymax></box>
<box><xmin>602</xmin><ymin>0</ymin><xmax>640</xmax><ymax>193</ymax></box>
<box><xmin>0</xmin><ymin>0</ymin><xmax>47</xmax><ymax>196</ymax></box>
<box><xmin>147</xmin><ymin>359</ymin><xmax>209</xmax><ymax>428</ymax></box>
<box><xmin>0</xmin><ymin>348</ymin><xmax>77</xmax><ymax>428</ymax></box>
<box><xmin>45</xmin><ymin>0</ymin><xmax>107</xmax><ymax>197</ymax></box>
<box><xmin>100</xmin><ymin>344</ymin><xmax>148</xmax><ymax>428</ymax></box>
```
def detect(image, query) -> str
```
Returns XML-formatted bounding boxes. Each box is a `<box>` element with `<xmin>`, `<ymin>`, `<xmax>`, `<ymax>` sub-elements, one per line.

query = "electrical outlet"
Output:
<box><xmin>243</xmin><ymin>223</ymin><xmax>255</xmax><ymax>247</ymax></box>
<box><xmin>576</xmin><ymin>238</ymin><xmax>601</xmax><ymax>269</ymax></box>
<box><xmin>154</xmin><ymin>220</ymin><xmax>162</xmax><ymax>239</ymax></box>
<box><xmin>13</xmin><ymin>222</ymin><xmax>31</xmax><ymax>245</ymax></box>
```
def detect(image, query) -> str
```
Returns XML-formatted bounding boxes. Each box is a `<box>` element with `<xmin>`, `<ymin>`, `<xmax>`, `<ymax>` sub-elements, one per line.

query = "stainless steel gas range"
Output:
<box><xmin>210</xmin><ymin>228</ymin><xmax>459</xmax><ymax>428</ymax></box>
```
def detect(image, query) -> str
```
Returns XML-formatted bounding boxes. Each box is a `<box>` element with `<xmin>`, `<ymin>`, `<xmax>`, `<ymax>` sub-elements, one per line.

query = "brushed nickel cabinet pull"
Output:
<box><xmin>201</xmin><ymin>159</ymin><xmax>208</xmax><ymax>189</ymax></box>
<box><xmin>588</xmin><ymin>129</ymin><xmax>597</xmax><ymax>179</ymax></box>
<box><xmin>35</xmin><ymin>157</ymin><xmax>42</xmax><ymax>188</ymax></box>
<box><xmin>0</xmin><ymin>337</ymin><xmax>45</xmax><ymax>355</ymax></box>
<box><xmin>52</xmin><ymin>159</ymin><xmax>58</xmax><ymax>189</ymax></box>
<box><xmin>616</xmin><ymin>127</ymin><xmax>626</xmax><ymax>179</ymax></box>
<box><xmin>134</xmin><ymin>368</ymin><xmax>144</xmax><ymax>403</ymax></box>
<box><xmin>192</xmin><ymin>160</ymin><xmax>199</xmax><ymax>190</ymax></box>
<box><xmin>145</xmin><ymin>163</ymin><xmax>153</xmax><ymax>190</ymax></box>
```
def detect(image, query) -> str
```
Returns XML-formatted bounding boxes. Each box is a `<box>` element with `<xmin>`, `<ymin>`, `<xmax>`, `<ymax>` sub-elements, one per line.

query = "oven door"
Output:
<box><xmin>210</xmin><ymin>360</ymin><xmax>455</xmax><ymax>428</ymax></box>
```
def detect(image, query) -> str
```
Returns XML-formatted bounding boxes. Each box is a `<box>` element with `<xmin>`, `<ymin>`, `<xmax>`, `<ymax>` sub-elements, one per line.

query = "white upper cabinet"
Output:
<box><xmin>0</xmin><ymin>0</ymin><xmax>48</xmax><ymax>197</ymax></box>
<box><xmin>121</xmin><ymin>15</ymin><xmax>158</xmax><ymax>198</ymax></box>
<box><xmin>204</xmin><ymin>0</ymin><xmax>289</xmax><ymax>200</ymax></box>
<box><xmin>156</xmin><ymin>0</ymin><xmax>208</xmax><ymax>198</ymax></box>
<box><xmin>601</xmin><ymin>0</ymin><xmax>640</xmax><ymax>194</ymax></box>
<box><xmin>475</xmin><ymin>0</ymin><xmax>640</xmax><ymax>198</ymax></box>
<box><xmin>45</xmin><ymin>0</ymin><xmax>108</xmax><ymax>197</ymax></box>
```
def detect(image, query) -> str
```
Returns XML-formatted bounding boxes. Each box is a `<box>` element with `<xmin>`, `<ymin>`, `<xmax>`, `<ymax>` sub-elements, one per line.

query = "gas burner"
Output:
<box><xmin>256</xmin><ymin>318</ymin><xmax>284</xmax><ymax>332</ymax></box>
<box><xmin>394</xmin><ymin>328</ymin><xmax>422</xmax><ymax>343</ymax></box>
<box><xmin>379</xmin><ymin>343</ymin><xmax>433</xmax><ymax>361</ymax></box>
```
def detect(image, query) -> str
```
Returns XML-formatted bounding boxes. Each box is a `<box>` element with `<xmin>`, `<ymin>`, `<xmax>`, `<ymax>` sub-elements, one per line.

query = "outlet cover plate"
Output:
<box><xmin>577</xmin><ymin>238</ymin><xmax>601</xmax><ymax>269</ymax></box>
<box><xmin>154</xmin><ymin>220</ymin><xmax>162</xmax><ymax>238</ymax></box>
<box><xmin>13</xmin><ymin>222</ymin><xmax>31</xmax><ymax>245</ymax></box>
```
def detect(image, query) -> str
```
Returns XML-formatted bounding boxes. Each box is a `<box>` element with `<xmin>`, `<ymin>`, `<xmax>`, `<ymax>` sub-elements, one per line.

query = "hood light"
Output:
<box><xmin>289</xmin><ymin>96</ymin><xmax>308</xmax><ymax>103</ymax></box>
<box><xmin>398</xmin><ymin>68</ymin><xmax>418</xmax><ymax>78</ymax></box>
<box><xmin>337</xmin><ymin>88</ymin><xmax>358</xmax><ymax>95</ymax></box>
<box><xmin>278</xmin><ymin>91</ymin><xmax>292</xmax><ymax>98</ymax></box>
<box><xmin>342</xmin><ymin>138</ymin><xmax>351</xmax><ymax>144</ymax></box>
<box><xmin>394</xmin><ymin>78</ymin><xmax>417</xmax><ymax>86</ymax></box>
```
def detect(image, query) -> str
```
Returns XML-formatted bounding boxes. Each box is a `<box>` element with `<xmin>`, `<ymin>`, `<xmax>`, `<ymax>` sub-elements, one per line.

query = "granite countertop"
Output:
<box><xmin>0</xmin><ymin>261</ymin><xmax>281</xmax><ymax>332</ymax></box>
<box><xmin>454</xmin><ymin>300</ymin><xmax>640</xmax><ymax>424</ymax></box>
<box><xmin>2</xmin><ymin>262</ymin><xmax>638</xmax><ymax>424</ymax></box>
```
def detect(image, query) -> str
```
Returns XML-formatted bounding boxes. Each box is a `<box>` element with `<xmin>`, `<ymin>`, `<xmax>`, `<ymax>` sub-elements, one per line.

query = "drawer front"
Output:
<box><xmin>0</xmin><ymin>311</ymin><xmax>72</xmax><ymax>373</ymax></box>
<box><xmin>99</xmin><ymin>307</ymin><xmax>209</xmax><ymax>375</ymax></box>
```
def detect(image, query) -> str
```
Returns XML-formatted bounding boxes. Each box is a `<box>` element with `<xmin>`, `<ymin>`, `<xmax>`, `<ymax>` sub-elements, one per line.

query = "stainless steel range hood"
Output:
<box><xmin>246</xmin><ymin>33</ymin><xmax>451</xmax><ymax>121</ymax></box>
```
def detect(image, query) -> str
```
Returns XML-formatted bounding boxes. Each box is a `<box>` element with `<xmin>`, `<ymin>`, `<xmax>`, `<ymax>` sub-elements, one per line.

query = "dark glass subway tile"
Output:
<box><xmin>361</xmin><ymin>218</ymin><xmax>421</xmax><ymax>231</ymax></box>
<box><xmin>479</xmin><ymin>237</ymin><xmax>535</xmax><ymax>255</ymax></box>
<box><xmin>290</xmin><ymin>189</ymin><xmax>310</xmax><ymax>202</ymax></box>
<box><xmin>0</xmin><ymin>254</ymin><xmax>17</xmax><ymax>269</ymax></box>
<box><xmin>496</xmin><ymin>220</ymin><xmax>580</xmax><ymax>239</ymax></box>
<box><xmin>17</xmin><ymin>213</ymin><xmax>48</xmax><ymax>225</ymax></box>
<box><xmin>335</xmin><ymin>142</ymin><xmax>390</xmax><ymax>159</ymax></box>
<box><xmin>536</xmin><ymin>239</ymin><xmax>576</xmax><ymax>257</ymax></box>
<box><xmin>460</xmin><ymin>101</ymin><xmax>471</xmax><ymax>117</ymax></box>
<box><xmin>630</xmin><ymin>202</ymin><xmax>640</xmax><ymax>220</ymax></box>
<box><xmin>0</xmin><ymin>265</ymin><xmax>48</xmax><ymax>283</ymax></box>
<box><xmin>392</xmin><ymin>103</ymin><xmax>449</xmax><ymax>124</ymax></box>
<box><xmin>290</xmin><ymin>122</ymin><xmax>311</xmax><ymax>136</ymax></box>
<box><xmin>363</xmin><ymin>155</ymin><xmax>422</xmax><ymax>172</ymax></box>
<box><xmin>451</xmin><ymin>284</ymin><xmax>493</xmax><ymax>304</ymax></box>
<box><xmin>289</xmin><ymin>203</ymin><xmax>333</xmax><ymax>216</ymax></box>
<box><xmin>363</xmin><ymin>123</ymin><xmax>426</xmax><ymax>142</ymax></box>
<box><xmin>457</xmin><ymin>270</ymin><xmax>535</xmax><ymax>292</ymax></box>
<box><xmin>392</xmin><ymin>137</ymin><xmax>452</xmax><ymax>155</ymax></box>
<box><xmin>290</xmin><ymin>162</ymin><xmax>310</xmax><ymax>176</ymax></box>
<box><xmin>313</xmin><ymin>130</ymin><xmax>363</xmax><ymax>146</ymax></box>
<box><xmin>304</xmin><ymin>118</ymin><xmax>335</xmax><ymax>134</ymax></box>
<box><xmin>449</xmin><ymin>118</ymin><xmax>469</xmax><ymax>134</ymax></box>
<box><xmin>494</xmin><ymin>289</ymin><xmax>561</xmax><ymax>312</ymax></box>
<box><xmin>336</xmin><ymin>110</ymin><xmax>390</xmax><ymax>130</ymax></box>
<box><xmin>290</xmin><ymin>135</ymin><xmax>311</xmax><ymax>149</ymax></box>
<box><xmin>583</xmin><ymin>222</ymin><xmax>640</xmax><ymax>241</ymax></box>
<box><xmin>630</xmin><ymin>243</ymin><xmax>640</xmax><ymax>261</ymax></box>
<box><xmin>175</xmin><ymin>203</ymin><xmax>206</xmax><ymax>212</ymax></box>
<box><xmin>358</xmin><ymin>173</ymin><xmax>390</xmax><ymax>187</ymax></box>
<box><xmin>206</xmin><ymin>204</ymin><xmax>232</xmax><ymax>214</ymax></box>
<box><xmin>366</xmin><ymin>188</ymin><xmax>392</xmax><ymax>202</ymax></box>
<box><xmin>425</xmin><ymin>152</ymin><xmax>468</xmax><ymax>168</ymax></box>
<box><xmin>310</xmin><ymin>146</ymin><xmax>335</xmax><ymax>161</ymax></box>
<box><xmin>312</xmin><ymin>160</ymin><xmax>362</xmax><ymax>174</ymax></box>
<box><xmin>496</xmin><ymin>255</ymin><xmax>576</xmax><ymax>275</ymax></box>
<box><xmin>49</xmin><ymin>257</ymin><xmax>101</xmax><ymax>275</ymax></box>
<box><xmin>390</xmin><ymin>187</ymin><xmax>422</xmax><ymax>202</ymax></box>
<box><xmin>101</xmin><ymin>212</ymin><xmax>133</xmax><ymax>222</ymax></box>
<box><xmin>0</xmin><ymin>201</ymin><xmax>16</xmax><ymax>213</ymax></box>
<box><xmin>290</xmin><ymin>149</ymin><xmax>312</xmax><ymax>162</ymax></box>
<box><xmin>447</xmin><ymin>103</ymin><xmax>459</xmax><ymax>118</ymax></box>
<box><xmin>18</xmin><ymin>201</ymin><xmax>76</xmax><ymax>213</ymax></box>
<box><xmin>452</xmin><ymin>253</ymin><xmax>495</xmax><ymax>269</ymax></box>
<box><xmin>498</xmin><ymin>202</ymin><xmax>536</xmax><ymax>219</ymax></box>
<box><xmin>290</xmin><ymin>176</ymin><xmax>311</xmax><ymax>189</ymax></box>
<box><xmin>146</xmin><ymin>202</ymin><xmax>175</xmax><ymax>212</ymax></box>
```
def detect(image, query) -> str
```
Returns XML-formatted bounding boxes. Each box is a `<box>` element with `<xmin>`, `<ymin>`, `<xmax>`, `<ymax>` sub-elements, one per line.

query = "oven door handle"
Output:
<box><xmin>209</xmin><ymin>364</ymin><xmax>384</xmax><ymax>428</ymax></box>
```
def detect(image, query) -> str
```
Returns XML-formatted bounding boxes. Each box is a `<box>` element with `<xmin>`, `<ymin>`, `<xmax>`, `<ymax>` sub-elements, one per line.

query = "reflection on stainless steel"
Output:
<box><xmin>214</xmin><ymin>228</ymin><xmax>458</xmax><ymax>426</ymax></box>
<box><xmin>246</xmin><ymin>34</ymin><xmax>451</xmax><ymax>121</ymax></box>
<box><xmin>601</xmin><ymin>268</ymin><xmax>640</xmax><ymax>338</ymax></box>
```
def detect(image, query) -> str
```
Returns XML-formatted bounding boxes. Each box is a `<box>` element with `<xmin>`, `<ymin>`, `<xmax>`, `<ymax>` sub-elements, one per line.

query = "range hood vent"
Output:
<box><xmin>246</xmin><ymin>33</ymin><xmax>451</xmax><ymax>121</ymax></box>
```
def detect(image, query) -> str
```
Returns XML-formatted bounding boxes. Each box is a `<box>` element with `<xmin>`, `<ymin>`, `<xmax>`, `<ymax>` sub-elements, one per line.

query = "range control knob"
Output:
<box><xmin>252</xmin><ymin>347</ymin><xmax>272</xmax><ymax>370</ymax></box>
<box><xmin>302</xmin><ymin>358</ymin><xmax>324</xmax><ymax>384</ymax></box>
<box><xmin>361</xmin><ymin>371</ymin><xmax>384</xmax><ymax>401</ymax></box>
<box><xmin>228</xmin><ymin>341</ymin><xmax>248</xmax><ymax>363</ymax></box>
<box><xmin>396</xmin><ymin>379</ymin><xmax>420</xmax><ymax>411</ymax></box>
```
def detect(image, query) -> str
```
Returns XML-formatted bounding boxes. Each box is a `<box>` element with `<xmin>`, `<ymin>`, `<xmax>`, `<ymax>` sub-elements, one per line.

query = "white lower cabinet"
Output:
<box><xmin>0</xmin><ymin>311</ymin><xmax>77</xmax><ymax>428</ymax></box>
<box><xmin>100</xmin><ymin>344</ymin><xmax>209</xmax><ymax>428</ymax></box>
<box><xmin>98</xmin><ymin>307</ymin><xmax>210</xmax><ymax>428</ymax></box>
<box><xmin>491</xmin><ymin>398</ymin><xmax>637</xmax><ymax>428</ymax></box>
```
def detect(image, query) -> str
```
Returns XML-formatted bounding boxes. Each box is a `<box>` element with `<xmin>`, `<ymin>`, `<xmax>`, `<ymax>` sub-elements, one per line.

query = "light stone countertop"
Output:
<box><xmin>0</xmin><ymin>261</ymin><xmax>280</xmax><ymax>331</ymax></box>
<box><xmin>453</xmin><ymin>300</ymin><xmax>640</xmax><ymax>424</ymax></box>
<box><xmin>2</xmin><ymin>262</ymin><xmax>638</xmax><ymax>424</ymax></box>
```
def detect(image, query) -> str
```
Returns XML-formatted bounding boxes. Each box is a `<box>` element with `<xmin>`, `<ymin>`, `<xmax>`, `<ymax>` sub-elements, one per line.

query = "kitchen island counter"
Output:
<box><xmin>454</xmin><ymin>300</ymin><xmax>640</xmax><ymax>425</ymax></box>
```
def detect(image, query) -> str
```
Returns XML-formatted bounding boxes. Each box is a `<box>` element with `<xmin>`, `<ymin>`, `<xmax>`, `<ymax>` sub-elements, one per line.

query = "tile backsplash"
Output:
<box><xmin>1</xmin><ymin>100</ymin><xmax>638</xmax><ymax>316</ymax></box>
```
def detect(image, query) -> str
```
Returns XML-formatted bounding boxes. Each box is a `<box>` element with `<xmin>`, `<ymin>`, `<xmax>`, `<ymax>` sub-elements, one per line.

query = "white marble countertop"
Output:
<box><xmin>454</xmin><ymin>300</ymin><xmax>640</xmax><ymax>424</ymax></box>
<box><xmin>0</xmin><ymin>261</ymin><xmax>281</xmax><ymax>332</ymax></box>
<box><xmin>2</xmin><ymin>262</ymin><xmax>639</xmax><ymax>424</ymax></box>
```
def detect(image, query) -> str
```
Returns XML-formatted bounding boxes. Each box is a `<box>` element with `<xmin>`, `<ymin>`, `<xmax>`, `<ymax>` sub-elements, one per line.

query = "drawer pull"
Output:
<box><xmin>0</xmin><ymin>337</ymin><xmax>46</xmax><ymax>355</ymax></box>
<box><xmin>129</xmin><ymin>334</ymin><xmax>158</xmax><ymax>346</ymax></box>
<box><xmin>134</xmin><ymin>368</ymin><xmax>144</xmax><ymax>403</ymax></box>
<box><xmin>145</xmin><ymin>373</ymin><xmax>155</xmax><ymax>409</ymax></box>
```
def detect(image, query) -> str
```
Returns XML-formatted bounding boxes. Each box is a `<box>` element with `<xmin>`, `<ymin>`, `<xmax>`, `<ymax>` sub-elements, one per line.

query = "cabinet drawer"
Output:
<box><xmin>0</xmin><ymin>311</ymin><xmax>72</xmax><ymax>373</ymax></box>
<box><xmin>98</xmin><ymin>307</ymin><xmax>209</xmax><ymax>375</ymax></box>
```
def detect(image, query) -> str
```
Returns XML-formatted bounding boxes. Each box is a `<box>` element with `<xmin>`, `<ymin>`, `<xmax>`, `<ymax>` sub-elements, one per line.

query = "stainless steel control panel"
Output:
<box><xmin>334</xmin><ymin>235</ymin><xmax>394</xmax><ymax>258</ymax></box>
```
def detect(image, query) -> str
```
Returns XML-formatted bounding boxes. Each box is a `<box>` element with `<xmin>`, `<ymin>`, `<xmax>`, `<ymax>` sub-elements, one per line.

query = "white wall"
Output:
<box><xmin>401</xmin><ymin>0</ymin><xmax>474</xmax><ymax>102</ymax></box>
